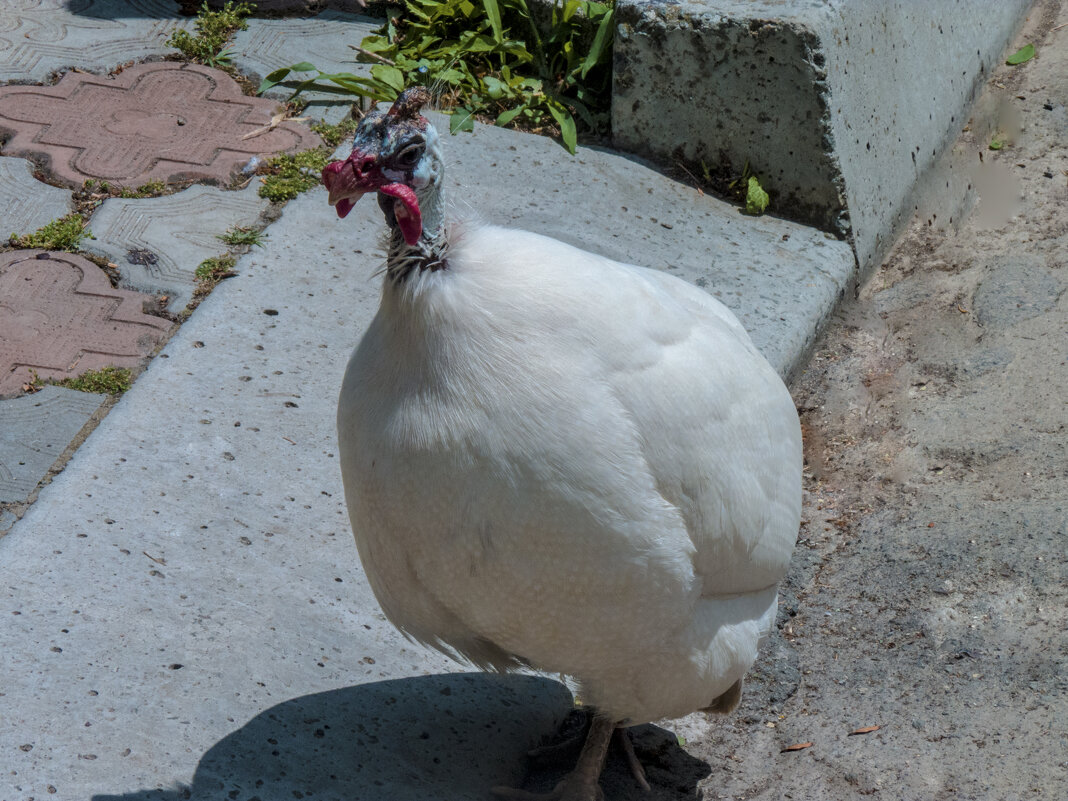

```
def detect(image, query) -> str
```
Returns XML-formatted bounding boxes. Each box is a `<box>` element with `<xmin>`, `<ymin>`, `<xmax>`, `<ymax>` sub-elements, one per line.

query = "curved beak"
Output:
<box><xmin>321</xmin><ymin>151</ymin><xmax>380</xmax><ymax>219</ymax></box>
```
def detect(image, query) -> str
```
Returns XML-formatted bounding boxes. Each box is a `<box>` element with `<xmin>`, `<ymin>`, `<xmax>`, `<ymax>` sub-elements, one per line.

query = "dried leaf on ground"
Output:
<box><xmin>848</xmin><ymin>725</ymin><xmax>881</xmax><ymax>736</ymax></box>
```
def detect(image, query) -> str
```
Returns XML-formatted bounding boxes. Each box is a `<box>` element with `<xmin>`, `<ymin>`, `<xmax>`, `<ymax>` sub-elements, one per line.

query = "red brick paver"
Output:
<box><xmin>0</xmin><ymin>250</ymin><xmax>172</xmax><ymax>396</ymax></box>
<box><xmin>0</xmin><ymin>62</ymin><xmax>322</xmax><ymax>189</ymax></box>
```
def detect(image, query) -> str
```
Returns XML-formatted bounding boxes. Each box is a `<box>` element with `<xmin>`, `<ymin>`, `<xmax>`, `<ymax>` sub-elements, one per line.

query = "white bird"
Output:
<box><xmin>325</xmin><ymin>88</ymin><xmax>802</xmax><ymax>801</ymax></box>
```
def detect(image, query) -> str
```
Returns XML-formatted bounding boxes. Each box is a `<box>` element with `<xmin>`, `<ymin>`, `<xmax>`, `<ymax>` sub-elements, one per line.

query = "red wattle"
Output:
<box><xmin>335</xmin><ymin>197</ymin><xmax>354</xmax><ymax>218</ymax></box>
<box><xmin>379</xmin><ymin>183</ymin><xmax>423</xmax><ymax>245</ymax></box>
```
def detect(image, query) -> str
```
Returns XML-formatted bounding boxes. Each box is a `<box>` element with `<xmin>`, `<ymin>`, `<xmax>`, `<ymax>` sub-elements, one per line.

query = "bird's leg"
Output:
<box><xmin>491</xmin><ymin>715</ymin><xmax>615</xmax><ymax>801</ymax></box>
<box><xmin>614</xmin><ymin>726</ymin><xmax>651</xmax><ymax>792</ymax></box>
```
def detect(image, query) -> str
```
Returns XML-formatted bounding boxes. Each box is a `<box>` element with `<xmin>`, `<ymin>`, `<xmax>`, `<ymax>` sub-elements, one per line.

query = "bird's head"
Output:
<box><xmin>321</xmin><ymin>87</ymin><xmax>442</xmax><ymax>246</ymax></box>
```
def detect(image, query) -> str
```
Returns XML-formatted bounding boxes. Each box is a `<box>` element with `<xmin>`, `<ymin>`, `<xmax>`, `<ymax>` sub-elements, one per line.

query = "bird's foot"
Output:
<box><xmin>615</xmin><ymin>727</ymin><xmax>651</xmax><ymax>792</ymax></box>
<box><xmin>491</xmin><ymin>775</ymin><xmax>604</xmax><ymax>801</ymax></box>
<box><xmin>492</xmin><ymin>715</ymin><xmax>615</xmax><ymax>801</ymax></box>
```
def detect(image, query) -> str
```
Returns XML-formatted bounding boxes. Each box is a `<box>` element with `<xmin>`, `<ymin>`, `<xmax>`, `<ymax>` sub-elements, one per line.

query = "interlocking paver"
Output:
<box><xmin>203</xmin><ymin>0</ymin><xmax>367</xmax><ymax>12</ymax></box>
<box><xmin>0</xmin><ymin>156</ymin><xmax>74</xmax><ymax>238</ymax></box>
<box><xmin>0</xmin><ymin>384</ymin><xmax>104</xmax><ymax>503</ymax></box>
<box><xmin>0</xmin><ymin>250</ymin><xmax>172</xmax><ymax>396</ymax></box>
<box><xmin>0</xmin><ymin>62</ymin><xmax>322</xmax><ymax>189</ymax></box>
<box><xmin>84</xmin><ymin>183</ymin><xmax>270</xmax><ymax>311</ymax></box>
<box><xmin>0</xmin><ymin>0</ymin><xmax>186</xmax><ymax>84</ymax></box>
<box><xmin>234</xmin><ymin>12</ymin><xmax>378</xmax><ymax>80</ymax></box>
<box><xmin>233</xmin><ymin>12</ymin><xmax>377</xmax><ymax>122</ymax></box>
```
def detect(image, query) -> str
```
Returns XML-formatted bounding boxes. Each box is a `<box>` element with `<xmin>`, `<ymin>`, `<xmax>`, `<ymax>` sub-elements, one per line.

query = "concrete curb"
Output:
<box><xmin>613</xmin><ymin>0</ymin><xmax>1033</xmax><ymax>275</ymax></box>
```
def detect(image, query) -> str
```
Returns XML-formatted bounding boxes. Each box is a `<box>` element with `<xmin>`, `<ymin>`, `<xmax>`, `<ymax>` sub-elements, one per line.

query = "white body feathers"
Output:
<box><xmin>338</xmin><ymin>224</ymin><xmax>802</xmax><ymax>724</ymax></box>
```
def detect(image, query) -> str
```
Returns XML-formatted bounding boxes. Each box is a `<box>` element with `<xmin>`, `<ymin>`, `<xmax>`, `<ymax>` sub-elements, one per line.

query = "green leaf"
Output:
<box><xmin>745</xmin><ymin>176</ymin><xmax>770</xmax><ymax>215</ymax></box>
<box><xmin>360</xmin><ymin>36</ymin><xmax>393</xmax><ymax>53</ymax></box>
<box><xmin>257</xmin><ymin>66</ymin><xmax>292</xmax><ymax>94</ymax></box>
<box><xmin>989</xmin><ymin>137</ymin><xmax>1005</xmax><ymax>150</ymax></box>
<box><xmin>436</xmin><ymin>68</ymin><xmax>466</xmax><ymax>85</ymax></box>
<box><xmin>547</xmin><ymin>102</ymin><xmax>577</xmax><ymax>154</ymax></box>
<box><xmin>287</xmin><ymin>61</ymin><xmax>318</xmax><ymax>72</ymax></box>
<box><xmin>371</xmin><ymin>64</ymin><xmax>406</xmax><ymax>92</ymax></box>
<box><xmin>495</xmin><ymin>106</ymin><xmax>523</xmax><ymax>126</ymax></box>
<box><xmin>450</xmin><ymin>107</ymin><xmax>475</xmax><ymax>133</ymax></box>
<box><xmin>1005</xmin><ymin>43</ymin><xmax>1035</xmax><ymax>65</ymax></box>
<box><xmin>482</xmin><ymin>0</ymin><xmax>504</xmax><ymax>43</ymax></box>
<box><xmin>462</xmin><ymin>33</ymin><xmax>500</xmax><ymax>53</ymax></box>
<box><xmin>483</xmin><ymin>75</ymin><xmax>510</xmax><ymax>99</ymax></box>
<box><xmin>581</xmin><ymin>7</ymin><xmax>614</xmax><ymax>79</ymax></box>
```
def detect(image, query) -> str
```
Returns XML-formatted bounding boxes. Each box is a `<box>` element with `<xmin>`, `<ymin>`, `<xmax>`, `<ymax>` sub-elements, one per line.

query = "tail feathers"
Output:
<box><xmin>702</xmin><ymin>678</ymin><xmax>743</xmax><ymax>714</ymax></box>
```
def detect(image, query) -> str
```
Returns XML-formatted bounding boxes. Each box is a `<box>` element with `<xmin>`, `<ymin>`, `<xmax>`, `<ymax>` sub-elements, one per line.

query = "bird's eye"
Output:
<box><xmin>395</xmin><ymin>143</ymin><xmax>424</xmax><ymax>168</ymax></box>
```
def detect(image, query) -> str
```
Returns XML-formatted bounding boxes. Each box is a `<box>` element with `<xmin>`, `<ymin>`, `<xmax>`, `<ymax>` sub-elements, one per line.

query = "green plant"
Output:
<box><xmin>21</xmin><ymin>369</ymin><xmax>44</xmax><ymax>393</ymax></box>
<box><xmin>193</xmin><ymin>252</ymin><xmax>238</xmax><ymax>299</ymax></box>
<box><xmin>58</xmin><ymin>366</ymin><xmax>133</xmax><ymax>395</ymax></box>
<box><xmin>139</xmin><ymin>180</ymin><xmax>167</xmax><ymax>195</ymax></box>
<box><xmin>167</xmin><ymin>1</ymin><xmax>254</xmax><ymax>68</ymax></box>
<box><xmin>259</xmin><ymin>0</ymin><xmax>615</xmax><ymax>153</ymax></box>
<box><xmin>744</xmin><ymin>175</ymin><xmax>770</xmax><ymax>215</ymax></box>
<box><xmin>257</xmin><ymin>148</ymin><xmax>332</xmax><ymax>202</ymax></box>
<box><xmin>195</xmin><ymin>253</ymin><xmax>238</xmax><ymax>284</ymax></box>
<box><xmin>10</xmin><ymin>214</ymin><xmax>93</xmax><ymax>251</ymax></box>
<box><xmin>217</xmin><ymin>225</ymin><xmax>266</xmax><ymax>247</ymax></box>
<box><xmin>310</xmin><ymin>116</ymin><xmax>362</xmax><ymax>148</ymax></box>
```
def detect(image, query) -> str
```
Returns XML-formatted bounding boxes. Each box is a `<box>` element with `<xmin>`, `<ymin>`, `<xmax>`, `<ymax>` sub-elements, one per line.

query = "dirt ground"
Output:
<box><xmin>518</xmin><ymin>3</ymin><xmax>1067</xmax><ymax>800</ymax></box>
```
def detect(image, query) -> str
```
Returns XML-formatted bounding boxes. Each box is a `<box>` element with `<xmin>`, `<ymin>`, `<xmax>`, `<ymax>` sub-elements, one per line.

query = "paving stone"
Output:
<box><xmin>203</xmin><ymin>0</ymin><xmax>368</xmax><ymax>11</ymax></box>
<box><xmin>233</xmin><ymin>12</ymin><xmax>379</xmax><ymax>123</ymax></box>
<box><xmin>0</xmin><ymin>156</ymin><xmax>74</xmax><ymax>238</ymax></box>
<box><xmin>0</xmin><ymin>250</ymin><xmax>172</xmax><ymax>396</ymax></box>
<box><xmin>84</xmin><ymin>183</ymin><xmax>270</xmax><ymax>311</ymax></box>
<box><xmin>0</xmin><ymin>508</ymin><xmax>15</xmax><ymax>535</ymax></box>
<box><xmin>0</xmin><ymin>384</ymin><xmax>104</xmax><ymax>503</ymax></box>
<box><xmin>233</xmin><ymin>12</ymin><xmax>378</xmax><ymax>84</ymax></box>
<box><xmin>0</xmin><ymin>0</ymin><xmax>187</xmax><ymax>84</ymax></box>
<box><xmin>0</xmin><ymin>62</ymin><xmax>322</xmax><ymax>190</ymax></box>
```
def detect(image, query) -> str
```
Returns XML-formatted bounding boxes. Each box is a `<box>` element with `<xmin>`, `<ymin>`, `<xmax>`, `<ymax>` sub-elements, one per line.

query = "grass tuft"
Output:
<box><xmin>311</xmin><ymin>116</ymin><xmax>361</xmax><ymax>149</ymax></box>
<box><xmin>9</xmin><ymin>214</ymin><xmax>93</xmax><ymax>251</ymax></box>
<box><xmin>218</xmin><ymin>225</ymin><xmax>266</xmax><ymax>247</ymax></box>
<box><xmin>167</xmin><ymin>1</ymin><xmax>254</xmax><ymax>68</ymax></box>
<box><xmin>57</xmin><ymin>366</ymin><xmax>133</xmax><ymax>395</ymax></box>
<box><xmin>194</xmin><ymin>253</ymin><xmax>238</xmax><ymax>297</ymax></box>
<box><xmin>257</xmin><ymin>149</ymin><xmax>331</xmax><ymax>203</ymax></box>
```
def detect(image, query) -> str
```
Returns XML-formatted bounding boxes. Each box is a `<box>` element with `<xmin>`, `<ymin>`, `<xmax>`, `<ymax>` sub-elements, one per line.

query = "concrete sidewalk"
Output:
<box><xmin>0</xmin><ymin>1</ymin><xmax>1031</xmax><ymax>799</ymax></box>
<box><xmin>0</xmin><ymin>120</ymin><xmax>852</xmax><ymax>801</ymax></box>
